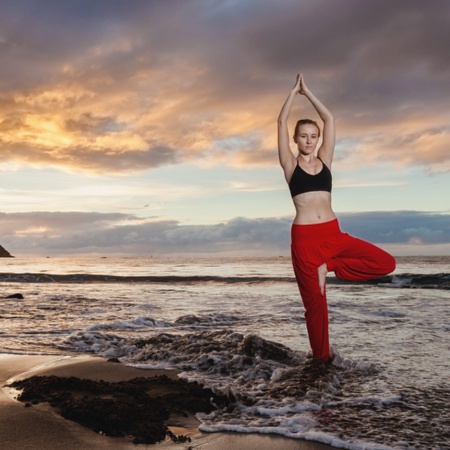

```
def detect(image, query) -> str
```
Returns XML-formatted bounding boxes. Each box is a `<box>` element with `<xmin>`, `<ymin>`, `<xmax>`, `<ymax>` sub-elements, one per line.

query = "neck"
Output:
<box><xmin>298</xmin><ymin>153</ymin><xmax>315</xmax><ymax>163</ymax></box>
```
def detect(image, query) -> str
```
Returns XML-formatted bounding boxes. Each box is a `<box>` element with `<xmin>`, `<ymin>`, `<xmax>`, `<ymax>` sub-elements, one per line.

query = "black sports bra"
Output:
<box><xmin>288</xmin><ymin>157</ymin><xmax>332</xmax><ymax>198</ymax></box>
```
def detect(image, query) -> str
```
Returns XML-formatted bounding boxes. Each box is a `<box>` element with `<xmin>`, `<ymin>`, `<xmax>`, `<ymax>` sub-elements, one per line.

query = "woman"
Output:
<box><xmin>278</xmin><ymin>74</ymin><xmax>396</xmax><ymax>362</ymax></box>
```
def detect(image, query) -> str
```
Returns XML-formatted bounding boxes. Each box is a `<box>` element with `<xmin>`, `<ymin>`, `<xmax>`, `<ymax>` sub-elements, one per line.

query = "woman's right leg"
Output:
<box><xmin>291</xmin><ymin>244</ymin><xmax>331</xmax><ymax>361</ymax></box>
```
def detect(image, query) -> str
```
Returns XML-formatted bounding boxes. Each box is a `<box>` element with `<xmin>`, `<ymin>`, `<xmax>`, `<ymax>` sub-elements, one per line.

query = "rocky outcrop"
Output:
<box><xmin>0</xmin><ymin>245</ymin><xmax>13</xmax><ymax>257</ymax></box>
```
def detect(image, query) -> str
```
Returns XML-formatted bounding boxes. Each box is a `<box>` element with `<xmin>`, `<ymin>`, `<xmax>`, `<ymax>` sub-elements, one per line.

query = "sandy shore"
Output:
<box><xmin>0</xmin><ymin>353</ymin><xmax>336</xmax><ymax>450</ymax></box>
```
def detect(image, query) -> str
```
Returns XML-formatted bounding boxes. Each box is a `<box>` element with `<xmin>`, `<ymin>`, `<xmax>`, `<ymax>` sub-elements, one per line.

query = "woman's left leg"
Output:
<box><xmin>326</xmin><ymin>233</ymin><xmax>396</xmax><ymax>282</ymax></box>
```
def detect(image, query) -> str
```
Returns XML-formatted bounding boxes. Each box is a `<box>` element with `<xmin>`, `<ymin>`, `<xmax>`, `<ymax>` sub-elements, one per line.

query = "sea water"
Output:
<box><xmin>1</xmin><ymin>256</ymin><xmax>449</xmax><ymax>449</ymax></box>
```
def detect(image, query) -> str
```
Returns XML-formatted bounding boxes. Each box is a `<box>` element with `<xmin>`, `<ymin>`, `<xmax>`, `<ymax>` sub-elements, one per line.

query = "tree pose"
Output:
<box><xmin>278</xmin><ymin>74</ymin><xmax>396</xmax><ymax>361</ymax></box>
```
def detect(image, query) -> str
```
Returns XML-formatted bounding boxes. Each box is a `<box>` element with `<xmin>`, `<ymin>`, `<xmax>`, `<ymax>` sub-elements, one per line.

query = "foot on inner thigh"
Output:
<box><xmin>318</xmin><ymin>263</ymin><xmax>328</xmax><ymax>296</ymax></box>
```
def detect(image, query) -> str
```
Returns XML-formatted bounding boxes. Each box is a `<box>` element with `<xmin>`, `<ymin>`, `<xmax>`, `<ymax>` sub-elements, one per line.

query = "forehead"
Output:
<box><xmin>297</xmin><ymin>124</ymin><xmax>319</xmax><ymax>135</ymax></box>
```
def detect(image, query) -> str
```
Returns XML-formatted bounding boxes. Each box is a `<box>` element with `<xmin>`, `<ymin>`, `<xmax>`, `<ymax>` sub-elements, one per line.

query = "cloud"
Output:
<box><xmin>1</xmin><ymin>210</ymin><xmax>449</xmax><ymax>256</ymax></box>
<box><xmin>0</xmin><ymin>0</ymin><xmax>449</xmax><ymax>174</ymax></box>
<box><xmin>0</xmin><ymin>211</ymin><xmax>292</xmax><ymax>255</ymax></box>
<box><xmin>338</xmin><ymin>211</ymin><xmax>450</xmax><ymax>245</ymax></box>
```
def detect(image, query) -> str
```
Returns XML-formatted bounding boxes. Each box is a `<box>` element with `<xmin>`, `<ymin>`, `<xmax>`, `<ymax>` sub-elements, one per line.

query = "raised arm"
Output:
<box><xmin>277</xmin><ymin>74</ymin><xmax>300</xmax><ymax>181</ymax></box>
<box><xmin>299</xmin><ymin>76</ymin><xmax>335</xmax><ymax>168</ymax></box>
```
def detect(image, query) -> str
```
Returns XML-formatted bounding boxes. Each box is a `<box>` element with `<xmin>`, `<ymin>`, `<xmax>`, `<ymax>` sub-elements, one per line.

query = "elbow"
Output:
<box><xmin>277</xmin><ymin>116</ymin><xmax>287</xmax><ymax>128</ymax></box>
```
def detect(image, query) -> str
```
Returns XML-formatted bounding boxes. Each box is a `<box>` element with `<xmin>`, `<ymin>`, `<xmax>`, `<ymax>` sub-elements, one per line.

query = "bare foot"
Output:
<box><xmin>318</xmin><ymin>263</ymin><xmax>328</xmax><ymax>296</ymax></box>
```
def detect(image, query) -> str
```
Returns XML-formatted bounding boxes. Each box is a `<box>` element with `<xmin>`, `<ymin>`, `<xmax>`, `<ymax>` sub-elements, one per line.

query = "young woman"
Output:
<box><xmin>278</xmin><ymin>74</ymin><xmax>396</xmax><ymax>362</ymax></box>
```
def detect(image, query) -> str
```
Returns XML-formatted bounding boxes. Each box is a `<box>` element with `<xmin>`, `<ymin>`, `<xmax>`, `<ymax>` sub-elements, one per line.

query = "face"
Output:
<box><xmin>295</xmin><ymin>124</ymin><xmax>320</xmax><ymax>155</ymax></box>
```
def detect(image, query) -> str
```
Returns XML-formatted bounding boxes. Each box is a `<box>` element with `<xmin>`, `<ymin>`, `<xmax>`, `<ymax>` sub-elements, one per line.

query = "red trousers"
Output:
<box><xmin>291</xmin><ymin>219</ymin><xmax>396</xmax><ymax>361</ymax></box>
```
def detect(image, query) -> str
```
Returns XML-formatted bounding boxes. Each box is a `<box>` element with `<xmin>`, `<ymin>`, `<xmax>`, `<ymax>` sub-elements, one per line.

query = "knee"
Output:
<box><xmin>385</xmin><ymin>254</ymin><xmax>396</xmax><ymax>274</ymax></box>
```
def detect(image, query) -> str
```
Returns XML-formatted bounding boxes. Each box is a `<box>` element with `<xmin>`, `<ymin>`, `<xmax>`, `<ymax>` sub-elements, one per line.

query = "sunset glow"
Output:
<box><xmin>1</xmin><ymin>0</ymin><xmax>449</xmax><ymax>256</ymax></box>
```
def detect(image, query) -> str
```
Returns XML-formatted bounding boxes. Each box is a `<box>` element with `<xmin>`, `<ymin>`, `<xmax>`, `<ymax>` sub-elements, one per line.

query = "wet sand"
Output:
<box><xmin>0</xmin><ymin>354</ymin><xmax>336</xmax><ymax>449</ymax></box>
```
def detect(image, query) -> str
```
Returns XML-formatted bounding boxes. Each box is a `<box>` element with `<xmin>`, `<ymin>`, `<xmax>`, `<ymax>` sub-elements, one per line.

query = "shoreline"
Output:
<box><xmin>0</xmin><ymin>353</ymin><xmax>337</xmax><ymax>450</ymax></box>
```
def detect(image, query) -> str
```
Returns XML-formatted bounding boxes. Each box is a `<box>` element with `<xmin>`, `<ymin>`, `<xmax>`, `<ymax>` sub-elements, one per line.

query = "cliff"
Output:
<box><xmin>0</xmin><ymin>245</ymin><xmax>13</xmax><ymax>257</ymax></box>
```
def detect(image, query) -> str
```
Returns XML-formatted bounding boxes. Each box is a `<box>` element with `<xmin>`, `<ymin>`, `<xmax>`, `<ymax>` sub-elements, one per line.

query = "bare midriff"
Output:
<box><xmin>292</xmin><ymin>191</ymin><xmax>336</xmax><ymax>225</ymax></box>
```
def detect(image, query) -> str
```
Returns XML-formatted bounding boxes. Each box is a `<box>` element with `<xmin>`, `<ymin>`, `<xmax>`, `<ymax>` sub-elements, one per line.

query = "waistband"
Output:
<box><xmin>291</xmin><ymin>218</ymin><xmax>341</xmax><ymax>242</ymax></box>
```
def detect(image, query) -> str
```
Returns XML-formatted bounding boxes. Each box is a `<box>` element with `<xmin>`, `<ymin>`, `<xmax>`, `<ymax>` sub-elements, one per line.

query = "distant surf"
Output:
<box><xmin>1</xmin><ymin>271</ymin><xmax>449</xmax><ymax>289</ymax></box>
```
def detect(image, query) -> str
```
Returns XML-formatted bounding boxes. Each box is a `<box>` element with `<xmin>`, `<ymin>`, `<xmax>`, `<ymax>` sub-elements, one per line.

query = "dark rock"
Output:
<box><xmin>10</xmin><ymin>375</ymin><xmax>232</xmax><ymax>445</ymax></box>
<box><xmin>0</xmin><ymin>245</ymin><xmax>13</xmax><ymax>257</ymax></box>
<box><xmin>6</xmin><ymin>293</ymin><xmax>24</xmax><ymax>299</ymax></box>
<box><xmin>269</xmin><ymin>357</ymin><xmax>336</xmax><ymax>399</ymax></box>
<box><xmin>241</xmin><ymin>334</ymin><xmax>295</xmax><ymax>364</ymax></box>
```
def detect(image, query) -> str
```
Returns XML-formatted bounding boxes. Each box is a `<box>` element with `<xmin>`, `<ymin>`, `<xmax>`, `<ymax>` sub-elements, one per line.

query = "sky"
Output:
<box><xmin>1</xmin><ymin>0</ymin><xmax>449</xmax><ymax>257</ymax></box>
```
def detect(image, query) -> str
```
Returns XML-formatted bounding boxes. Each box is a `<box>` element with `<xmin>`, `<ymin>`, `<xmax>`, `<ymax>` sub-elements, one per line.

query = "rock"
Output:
<box><xmin>11</xmin><ymin>375</ymin><xmax>231</xmax><ymax>445</ymax></box>
<box><xmin>0</xmin><ymin>245</ymin><xmax>13</xmax><ymax>257</ymax></box>
<box><xmin>6</xmin><ymin>293</ymin><xmax>24</xmax><ymax>299</ymax></box>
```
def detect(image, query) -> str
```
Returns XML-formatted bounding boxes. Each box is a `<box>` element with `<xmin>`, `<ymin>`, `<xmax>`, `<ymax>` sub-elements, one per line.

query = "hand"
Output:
<box><xmin>292</xmin><ymin>73</ymin><xmax>302</xmax><ymax>94</ymax></box>
<box><xmin>298</xmin><ymin>74</ymin><xmax>310</xmax><ymax>96</ymax></box>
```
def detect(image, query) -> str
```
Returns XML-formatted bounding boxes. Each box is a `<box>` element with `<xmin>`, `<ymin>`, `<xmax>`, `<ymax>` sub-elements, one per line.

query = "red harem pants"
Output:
<box><xmin>291</xmin><ymin>218</ymin><xmax>396</xmax><ymax>361</ymax></box>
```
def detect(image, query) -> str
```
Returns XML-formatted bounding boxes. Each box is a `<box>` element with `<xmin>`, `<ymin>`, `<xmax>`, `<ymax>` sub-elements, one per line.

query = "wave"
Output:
<box><xmin>0</xmin><ymin>272</ymin><xmax>291</xmax><ymax>284</ymax></box>
<box><xmin>1</xmin><ymin>272</ymin><xmax>449</xmax><ymax>289</ymax></box>
<box><xmin>64</xmin><ymin>328</ymin><xmax>449</xmax><ymax>450</ymax></box>
<box><xmin>330</xmin><ymin>272</ymin><xmax>450</xmax><ymax>289</ymax></box>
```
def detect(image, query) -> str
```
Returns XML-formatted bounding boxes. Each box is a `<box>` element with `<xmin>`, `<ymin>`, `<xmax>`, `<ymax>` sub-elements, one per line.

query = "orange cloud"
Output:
<box><xmin>333</xmin><ymin>122</ymin><xmax>450</xmax><ymax>174</ymax></box>
<box><xmin>0</xmin><ymin>0</ymin><xmax>449</xmax><ymax>177</ymax></box>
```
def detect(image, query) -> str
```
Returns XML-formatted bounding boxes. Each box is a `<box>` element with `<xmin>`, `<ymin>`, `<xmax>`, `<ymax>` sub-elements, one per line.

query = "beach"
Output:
<box><xmin>1</xmin><ymin>255</ymin><xmax>449</xmax><ymax>449</ymax></box>
<box><xmin>1</xmin><ymin>353</ymin><xmax>335</xmax><ymax>450</ymax></box>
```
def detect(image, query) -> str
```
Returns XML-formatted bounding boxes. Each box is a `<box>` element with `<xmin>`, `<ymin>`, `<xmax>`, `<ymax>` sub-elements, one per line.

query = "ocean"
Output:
<box><xmin>1</xmin><ymin>255</ymin><xmax>449</xmax><ymax>449</ymax></box>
